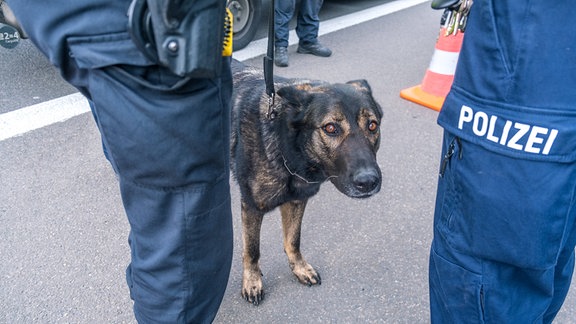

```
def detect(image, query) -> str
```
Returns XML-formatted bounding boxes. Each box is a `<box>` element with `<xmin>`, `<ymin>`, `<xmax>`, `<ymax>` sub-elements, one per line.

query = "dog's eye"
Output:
<box><xmin>323</xmin><ymin>123</ymin><xmax>339</xmax><ymax>135</ymax></box>
<box><xmin>368</xmin><ymin>120</ymin><xmax>379</xmax><ymax>132</ymax></box>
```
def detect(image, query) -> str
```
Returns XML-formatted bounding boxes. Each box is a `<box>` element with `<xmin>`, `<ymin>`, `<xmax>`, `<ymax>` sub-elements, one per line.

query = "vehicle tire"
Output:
<box><xmin>227</xmin><ymin>0</ymin><xmax>262</xmax><ymax>51</ymax></box>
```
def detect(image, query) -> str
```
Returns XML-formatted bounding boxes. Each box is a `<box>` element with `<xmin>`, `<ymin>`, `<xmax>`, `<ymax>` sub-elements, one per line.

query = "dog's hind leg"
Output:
<box><xmin>280</xmin><ymin>199</ymin><xmax>322</xmax><ymax>286</ymax></box>
<box><xmin>241</xmin><ymin>202</ymin><xmax>265</xmax><ymax>305</ymax></box>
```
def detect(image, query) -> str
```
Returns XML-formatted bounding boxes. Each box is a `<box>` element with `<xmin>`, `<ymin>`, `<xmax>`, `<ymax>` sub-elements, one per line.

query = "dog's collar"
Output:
<box><xmin>281</xmin><ymin>154</ymin><xmax>336</xmax><ymax>184</ymax></box>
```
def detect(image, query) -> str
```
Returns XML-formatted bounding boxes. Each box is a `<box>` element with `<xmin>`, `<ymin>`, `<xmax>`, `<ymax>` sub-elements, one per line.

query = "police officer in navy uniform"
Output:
<box><xmin>431</xmin><ymin>1</ymin><xmax>576</xmax><ymax>323</ymax></box>
<box><xmin>8</xmin><ymin>0</ymin><xmax>233</xmax><ymax>322</ymax></box>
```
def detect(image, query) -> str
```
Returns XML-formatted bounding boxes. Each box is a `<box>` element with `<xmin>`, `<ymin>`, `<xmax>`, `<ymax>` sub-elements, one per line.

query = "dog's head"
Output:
<box><xmin>277</xmin><ymin>79</ymin><xmax>383</xmax><ymax>198</ymax></box>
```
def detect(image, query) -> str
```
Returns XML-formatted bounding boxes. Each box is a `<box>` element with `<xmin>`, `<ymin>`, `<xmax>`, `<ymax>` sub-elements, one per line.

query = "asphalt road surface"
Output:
<box><xmin>2</xmin><ymin>1</ymin><xmax>575</xmax><ymax>323</ymax></box>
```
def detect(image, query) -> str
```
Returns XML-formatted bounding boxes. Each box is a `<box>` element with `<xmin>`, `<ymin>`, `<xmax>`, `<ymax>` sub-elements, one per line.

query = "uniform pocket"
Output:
<box><xmin>436</xmin><ymin>132</ymin><xmax>576</xmax><ymax>270</ymax></box>
<box><xmin>87</xmin><ymin>63</ymin><xmax>230</xmax><ymax>189</ymax></box>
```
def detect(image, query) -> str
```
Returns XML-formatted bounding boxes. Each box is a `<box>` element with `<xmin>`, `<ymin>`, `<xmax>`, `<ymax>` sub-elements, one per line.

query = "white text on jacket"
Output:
<box><xmin>458</xmin><ymin>105</ymin><xmax>558</xmax><ymax>155</ymax></box>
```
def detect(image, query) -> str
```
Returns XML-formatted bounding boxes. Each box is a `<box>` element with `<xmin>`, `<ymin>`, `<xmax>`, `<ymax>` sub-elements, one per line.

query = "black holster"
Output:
<box><xmin>128</xmin><ymin>0</ymin><xmax>226</xmax><ymax>78</ymax></box>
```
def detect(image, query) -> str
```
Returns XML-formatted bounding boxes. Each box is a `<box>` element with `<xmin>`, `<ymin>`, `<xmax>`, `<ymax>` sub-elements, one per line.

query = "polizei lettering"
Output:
<box><xmin>458</xmin><ymin>105</ymin><xmax>558</xmax><ymax>155</ymax></box>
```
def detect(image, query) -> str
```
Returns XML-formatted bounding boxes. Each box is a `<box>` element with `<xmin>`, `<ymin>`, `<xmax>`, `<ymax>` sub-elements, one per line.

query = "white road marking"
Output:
<box><xmin>0</xmin><ymin>93</ymin><xmax>90</xmax><ymax>141</ymax></box>
<box><xmin>0</xmin><ymin>0</ymin><xmax>428</xmax><ymax>142</ymax></box>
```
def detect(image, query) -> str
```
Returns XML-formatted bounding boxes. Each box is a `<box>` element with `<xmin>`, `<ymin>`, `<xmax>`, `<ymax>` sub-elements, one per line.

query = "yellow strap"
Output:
<box><xmin>222</xmin><ymin>8</ymin><xmax>233</xmax><ymax>57</ymax></box>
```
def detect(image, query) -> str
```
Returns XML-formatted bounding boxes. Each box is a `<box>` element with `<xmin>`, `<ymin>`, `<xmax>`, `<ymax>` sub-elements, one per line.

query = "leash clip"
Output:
<box><xmin>266</xmin><ymin>93</ymin><xmax>277</xmax><ymax>120</ymax></box>
<box><xmin>263</xmin><ymin>0</ymin><xmax>276</xmax><ymax>120</ymax></box>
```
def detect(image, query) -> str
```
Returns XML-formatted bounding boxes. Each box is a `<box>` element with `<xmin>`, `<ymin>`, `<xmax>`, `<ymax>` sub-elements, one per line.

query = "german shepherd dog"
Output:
<box><xmin>231</xmin><ymin>60</ymin><xmax>383</xmax><ymax>305</ymax></box>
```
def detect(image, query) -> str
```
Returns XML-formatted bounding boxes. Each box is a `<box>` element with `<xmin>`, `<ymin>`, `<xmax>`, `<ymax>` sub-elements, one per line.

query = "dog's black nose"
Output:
<box><xmin>353</xmin><ymin>169</ymin><xmax>380</xmax><ymax>193</ymax></box>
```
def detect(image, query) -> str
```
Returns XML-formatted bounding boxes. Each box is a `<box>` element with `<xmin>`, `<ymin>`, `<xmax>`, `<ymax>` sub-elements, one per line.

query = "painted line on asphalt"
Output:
<box><xmin>0</xmin><ymin>93</ymin><xmax>91</xmax><ymax>141</ymax></box>
<box><xmin>0</xmin><ymin>0</ymin><xmax>428</xmax><ymax>142</ymax></box>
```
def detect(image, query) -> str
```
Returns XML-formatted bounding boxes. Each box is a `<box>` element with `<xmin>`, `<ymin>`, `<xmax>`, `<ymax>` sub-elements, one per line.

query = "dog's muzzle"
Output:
<box><xmin>332</xmin><ymin>166</ymin><xmax>382</xmax><ymax>199</ymax></box>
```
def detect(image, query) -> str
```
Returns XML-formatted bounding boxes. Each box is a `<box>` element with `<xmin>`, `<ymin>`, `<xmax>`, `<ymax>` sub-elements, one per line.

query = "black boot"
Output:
<box><xmin>297</xmin><ymin>42</ymin><xmax>332</xmax><ymax>57</ymax></box>
<box><xmin>275</xmin><ymin>47</ymin><xmax>289</xmax><ymax>67</ymax></box>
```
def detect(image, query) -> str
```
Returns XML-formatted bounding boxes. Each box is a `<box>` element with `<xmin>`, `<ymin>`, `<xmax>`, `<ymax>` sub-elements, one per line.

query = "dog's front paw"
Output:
<box><xmin>291</xmin><ymin>261</ymin><xmax>322</xmax><ymax>286</ymax></box>
<box><xmin>241</xmin><ymin>270</ymin><xmax>264</xmax><ymax>305</ymax></box>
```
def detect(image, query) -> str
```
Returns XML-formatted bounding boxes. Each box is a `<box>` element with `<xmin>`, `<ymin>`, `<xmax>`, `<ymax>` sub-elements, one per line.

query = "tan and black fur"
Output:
<box><xmin>231</xmin><ymin>60</ymin><xmax>383</xmax><ymax>305</ymax></box>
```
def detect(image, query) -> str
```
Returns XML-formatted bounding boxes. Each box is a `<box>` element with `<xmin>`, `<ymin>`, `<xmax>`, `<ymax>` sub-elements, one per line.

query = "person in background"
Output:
<box><xmin>274</xmin><ymin>0</ymin><xmax>332</xmax><ymax>67</ymax></box>
<box><xmin>6</xmin><ymin>1</ymin><xmax>234</xmax><ymax>322</ymax></box>
<box><xmin>430</xmin><ymin>1</ymin><xmax>576</xmax><ymax>323</ymax></box>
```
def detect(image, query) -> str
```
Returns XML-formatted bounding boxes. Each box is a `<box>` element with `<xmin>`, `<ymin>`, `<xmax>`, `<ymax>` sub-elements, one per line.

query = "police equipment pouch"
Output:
<box><xmin>128</xmin><ymin>0</ymin><xmax>227</xmax><ymax>78</ymax></box>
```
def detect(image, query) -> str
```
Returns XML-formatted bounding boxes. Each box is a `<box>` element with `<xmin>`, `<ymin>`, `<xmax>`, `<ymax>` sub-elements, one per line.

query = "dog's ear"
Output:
<box><xmin>277</xmin><ymin>84</ymin><xmax>316</xmax><ymax>128</ymax></box>
<box><xmin>277</xmin><ymin>83</ymin><xmax>313</xmax><ymax>107</ymax></box>
<box><xmin>346</xmin><ymin>79</ymin><xmax>372</xmax><ymax>93</ymax></box>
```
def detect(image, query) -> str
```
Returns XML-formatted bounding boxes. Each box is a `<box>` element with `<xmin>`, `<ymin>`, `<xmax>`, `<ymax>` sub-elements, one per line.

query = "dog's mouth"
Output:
<box><xmin>351</xmin><ymin>187</ymin><xmax>381</xmax><ymax>199</ymax></box>
<box><xmin>335</xmin><ymin>183</ymin><xmax>381</xmax><ymax>199</ymax></box>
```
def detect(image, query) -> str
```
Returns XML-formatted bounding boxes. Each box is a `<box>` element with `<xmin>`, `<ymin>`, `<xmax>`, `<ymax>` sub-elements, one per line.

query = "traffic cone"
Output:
<box><xmin>400</xmin><ymin>27</ymin><xmax>464</xmax><ymax>111</ymax></box>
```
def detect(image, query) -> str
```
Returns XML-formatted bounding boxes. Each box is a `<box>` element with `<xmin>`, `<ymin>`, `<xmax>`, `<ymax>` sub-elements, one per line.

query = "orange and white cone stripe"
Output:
<box><xmin>400</xmin><ymin>27</ymin><xmax>464</xmax><ymax>111</ymax></box>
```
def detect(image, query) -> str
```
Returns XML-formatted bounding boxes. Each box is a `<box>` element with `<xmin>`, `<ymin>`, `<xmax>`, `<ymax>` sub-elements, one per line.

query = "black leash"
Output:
<box><xmin>264</xmin><ymin>0</ymin><xmax>276</xmax><ymax>119</ymax></box>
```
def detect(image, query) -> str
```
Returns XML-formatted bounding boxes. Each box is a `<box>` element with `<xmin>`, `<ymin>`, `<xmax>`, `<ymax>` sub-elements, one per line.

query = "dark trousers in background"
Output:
<box><xmin>274</xmin><ymin>0</ymin><xmax>324</xmax><ymax>48</ymax></box>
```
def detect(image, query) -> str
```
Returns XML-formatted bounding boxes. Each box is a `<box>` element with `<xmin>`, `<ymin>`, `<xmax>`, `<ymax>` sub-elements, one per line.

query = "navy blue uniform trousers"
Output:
<box><xmin>431</xmin><ymin>1</ymin><xmax>576</xmax><ymax>323</ymax></box>
<box><xmin>10</xmin><ymin>1</ymin><xmax>233</xmax><ymax>323</ymax></box>
<box><xmin>274</xmin><ymin>0</ymin><xmax>323</xmax><ymax>48</ymax></box>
